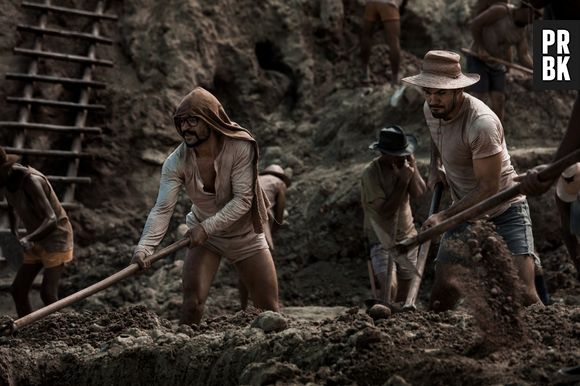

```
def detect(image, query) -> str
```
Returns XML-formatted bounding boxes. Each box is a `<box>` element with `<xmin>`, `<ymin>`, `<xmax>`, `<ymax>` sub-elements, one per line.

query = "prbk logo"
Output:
<box><xmin>534</xmin><ymin>21</ymin><xmax>580</xmax><ymax>90</ymax></box>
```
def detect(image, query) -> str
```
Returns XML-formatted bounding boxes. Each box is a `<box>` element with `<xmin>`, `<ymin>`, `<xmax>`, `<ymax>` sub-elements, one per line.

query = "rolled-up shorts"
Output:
<box><xmin>186</xmin><ymin>214</ymin><xmax>269</xmax><ymax>264</ymax></box>
<box><xmin>23</xmin><ymin>245</ymin><xmax>73</xmax><ymax>268</ymax></box>
<box><xmin>436</xmin><ymin>200</ymin><xmax>541</xmax><ymax>267</ymax></box>
<box><xmin>467</xmin><ymin>55</ymin><xmax>506</xmax><ymax>93</ymax></box>
<box><xmin>370</xmin><ymin>243</ymin><xmax>418</xmax><ymax>281</ymax></box>
<box><xmin>364</xmin><ymin>2</ymin><xmax>400</xmax><ymax>22</ymax></box>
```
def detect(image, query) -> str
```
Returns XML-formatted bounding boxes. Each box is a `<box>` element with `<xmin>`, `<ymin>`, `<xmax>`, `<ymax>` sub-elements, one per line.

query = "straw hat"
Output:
<box><xmin>369</xmin><ymin>126</ymin><xmax>417</xmax><ymax>157</ymax></box>
<box><xmin>556</xmin><ymin>163</ymin><xmax>580</xmax><ymax>203</ymax></box>
<box><xmin>260</xmin><ymin>164</ymin><xmax>291</xmax><ymax>187</ymax></box>
<box><xmin>402</xmin><ymin>50</ymin><xmax>480</xmax><ymax>89</ymax></box>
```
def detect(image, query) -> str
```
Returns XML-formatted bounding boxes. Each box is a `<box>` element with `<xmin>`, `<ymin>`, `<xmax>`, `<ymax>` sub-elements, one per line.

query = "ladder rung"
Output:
<box><xmin>0</xmin><ymin>201</ymin><xmax>81</xmax><ymax>210</ymax></box>
<box><xmin>21</xmin><ymin>2</ymin><xmax>118</xmax><ymax>21</ymax></box>
<box><xmin>6</xmin><ymin>97</ymin><xmax>105</xmax><ymax>110</ymax></box>
<box><xmin>0</xmin><ymin>122</ymin><xmax>102</xmax><ymax>134</ymax></box>
<box><xmin>17</xmin><ymin>25</ymin><xmax>113</xmax><ymax>45</ymax></box>
<box><xmin>3</xmin><ymin>147</ymin><xmax>92</xmax><ymax>158</ymax></box>
<box><xmin>14</xmin><ymin>48</ymin><xmax>113</xmax><ymax>67</ymax></box>
<box><xmin>47</xmin><ymin>176</ymin><xmax>91</xmax><ymax>184</ymax></box>
<box><xmin>0</xmin><ymin>228</ymin><xmax>26</xmax><ymax>234</ymax></box>
<box><xmin>6</xmin><ymin>72</ymin><xmax>107</xmax><ymax>89</ymax></box>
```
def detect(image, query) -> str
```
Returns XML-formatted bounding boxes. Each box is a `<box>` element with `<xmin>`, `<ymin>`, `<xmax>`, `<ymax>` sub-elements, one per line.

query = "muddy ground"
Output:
<box><xmin>0</xmin><ymin>0</ymin><xmax>579</xmax><ymax>385</ymax></box>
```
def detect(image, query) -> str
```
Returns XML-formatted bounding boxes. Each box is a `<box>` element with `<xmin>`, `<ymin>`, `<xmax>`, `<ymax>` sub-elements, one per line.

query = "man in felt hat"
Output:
<box><xmin>0</xmin><ymin>146</ymin><xmax>74</xmax><ymax>317</ymax></box>
<box><xmin>467</xmin><ymin>0</ymin><xmax>540</xmax><ymax>121</ymax></box>
<box><xmin>402</xmin><ymin>50</ymin><xmax>542</xmax><ymax>310</ymax></box>
<box><xmin>359</xmin><ymin>0</ymin><xmax>406</xmax><ymax>85</ymax></box>
<box><xmin>360</xmin><ymin>126</ymin><xmax>426</xmax><ymax>304</ymax></box>
<box><xmin>130</xmin><ymin>87</ymin><xmax>279</xmax><ymax>325</ymax></box>
<box><xmin>238</xmin><ymin>164</ymin><xmax>291</xmax><ymax>309</ymax></box>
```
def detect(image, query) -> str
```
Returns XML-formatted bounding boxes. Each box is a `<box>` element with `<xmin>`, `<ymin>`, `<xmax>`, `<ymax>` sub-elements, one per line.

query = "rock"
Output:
<box><xmin>251</xmin><ymin>311</ymin><xmax>288</xmax><ymax>333</ymax></box>
<box><xmin>368</xmin><ymin>304</ymin><xmax>392</xmax><ymax>321</ymax></box>
<box><xmin>385</xmin><ymin>374</ymin><xmax>412</xmax><ymax>386</ymax></box>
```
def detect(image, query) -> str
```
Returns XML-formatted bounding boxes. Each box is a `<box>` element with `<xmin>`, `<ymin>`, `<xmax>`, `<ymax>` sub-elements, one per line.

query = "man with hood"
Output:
<box><xmin>131</xmin><ymin>87</ymin><xmax>279</xmax><ymax>325</ymax></box>
<box><xmin>0</xmin><ymin>146</ymin><xmax>74</xmax><ymax>317</ymax></box>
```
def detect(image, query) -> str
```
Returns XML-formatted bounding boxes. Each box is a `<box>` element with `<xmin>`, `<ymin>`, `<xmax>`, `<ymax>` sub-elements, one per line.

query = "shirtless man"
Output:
<box><xmin>360</xmin><ymin>0</ymin><xmax>405</xmax><ymax>85</ymax></box>
<box><xmin>402</xmin><ymin>50</ymin><xmax>541</xmax><ymax>311</ymax></box>
<box><xmin>467</xmin><ymin>1</ymin><xmax>539</xmax><ymax>121</ymax></box>
<box><xmin>0</xmin><ymin>147</ymin><xmax>74</xmax><ymax>317</ymax></box>
<box><xmin>131</xmin><ymin>87</ymin><xmax>279</xmax><ymax>325</ymax></box>
<box><xmin>361</xmin><ymin>126</ymin><xmax>426</xmax><ymax>304</ymax></box>
<box><xmin>471</xmin><ymin>0</ymin><xmax>508</xmax><ymax>16</ymax></box>
<box><xmin>239</xmin><ymin>164</ymin><xmax>290</xmax><ymax>309</ymax></box>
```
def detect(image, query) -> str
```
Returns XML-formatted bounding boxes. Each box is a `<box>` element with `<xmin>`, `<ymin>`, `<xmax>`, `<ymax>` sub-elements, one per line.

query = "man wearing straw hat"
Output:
<box><xmin>131</xmin><ymin>87</ymin><xmax>279</xmax><ymax>325</ymax></box>
<box><xmin>360</xmin><ymin>126</ymin><xmax>426</xmax><ymax>304</ymax></box>
<box><xmin>238</xmin><ymin>164</ymin><xmax>290</xmax><ymax>309</ymax></box>
<box><xmin>402</xmin><ymin>50</ymin><xmax>542</xmax><ymax>311</ymax></box>
<box><xmin>467</xmin><ymin>1</ymin><xmax>540</xmax><ymax>121</ymax></box>
<box><xmin>0</xmin><ymin>146</ymin><xmax>74</xmax><ymax>317</ymax></box>
<box><xmin>554</xmin><ymin>163</ymin><xmax>580</xmax><ymax>281</ymax></box>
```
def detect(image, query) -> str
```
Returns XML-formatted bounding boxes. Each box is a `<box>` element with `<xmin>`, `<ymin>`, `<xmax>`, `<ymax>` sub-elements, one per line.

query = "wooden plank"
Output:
<box><xmin>0</xmin><ymin>121</ymin><xmax>102</xmax><ymax>134</ymax></box>
<box><xmin>3</xmin><ymin>147</ymin><xmax>92</xmax><ymax>158</ymax></box>
<box><xmin>6</xmin><ymin>72</ymin><xmax>107</xmax><ymax>88</ymax></box>
<box><xmin>17</xmin><ymin>24</ymin><xmax>113</xmax><ymax>45</ymax></box>
<box><xmin>0</xmin><ymin>201</ymin><xmax>81</xmax><ymax>210</ymax></box>
<box><xmin>14</xmin><ymin>48</ymin><xmax>113</xmax><ymax>67</ymax></box>
<box><xmin>6</xmin><ymin>97</ymin><xmax>105</xmax><ymax>110</ymax></box>
<box><xmin>21</xmin><ymin>2</ymin><xmax>118</xmax><ymax>21</ymax></box>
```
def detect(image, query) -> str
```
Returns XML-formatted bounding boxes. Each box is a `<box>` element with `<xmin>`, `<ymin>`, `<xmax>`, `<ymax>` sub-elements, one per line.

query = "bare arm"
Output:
<box><xmin>407</xmin><ymin>155</ymin><xmax>427</xmax><ymax>199</ymax></box>
<box><xmin>22</xmin><ymin>176</ymin><xmax>58</xmax><ymax>243</ymax></box>
<box><xmin>556</xmin><ymin>192</ymin><xmax>578</xmax><ymax>260</ymax></box>
<box><xmin>8</xmin><ymin>205</ymin><xmax>19</xmax><ymax>238</ymax></box>
<box><xmin>516</xmin><ymin>37</ymin><xmax>533</xmax><ymax>69</ymax></box>
<box><xmin>470</xmin><ymin>5</ymin><xmax>508</xmax><ymax>49</ymax></box>
<box><xmin>271</xmin><ymin>188</ymin><xmax>286</xmax><ymax>233</ymax></box>
<box><xmin>423</xmin><ymin>153</ymin><xmax>502</xmax><ymax>230</ymax></box>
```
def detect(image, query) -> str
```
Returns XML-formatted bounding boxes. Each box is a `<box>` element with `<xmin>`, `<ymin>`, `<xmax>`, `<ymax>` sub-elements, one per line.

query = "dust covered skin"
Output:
<box><xmin>0</xmin><ymin>0</ymin><xmax>580</xmax><ymax>384</ymax></box>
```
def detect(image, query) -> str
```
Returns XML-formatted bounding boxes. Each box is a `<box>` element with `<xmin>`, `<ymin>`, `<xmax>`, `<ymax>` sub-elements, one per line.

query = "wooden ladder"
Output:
<box><xmin>0</xmin><ymin>0</ymin><xmax>116</xmax><ymax>242</ymax></box>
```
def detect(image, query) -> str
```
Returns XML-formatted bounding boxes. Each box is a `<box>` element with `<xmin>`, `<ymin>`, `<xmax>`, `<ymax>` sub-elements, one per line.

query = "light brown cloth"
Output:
<box><xmin>5</xmin><ymin>166</ymin><xmax>73</xmax><ymax>253</ymax></box>
<box><xmin>360</xmin><ymin>158</ymin><xmax>417</xmax><ymax>246</ymax></box>
<box><xmin>425</xmin><ymin>93</ymin><xmax>523</xmax><ymax>218</ymax></box>
<box><xmin>135</xmin><ymin>88</ymin><xmax>269</xmax><ymax>256</ymax></box>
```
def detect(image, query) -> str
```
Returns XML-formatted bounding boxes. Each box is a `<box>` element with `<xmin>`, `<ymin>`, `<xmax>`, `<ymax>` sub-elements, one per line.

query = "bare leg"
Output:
<box><xmin>11</xmin><ymin>263</ymin><xmax>43</xmax><ymax>317</ymax></box>
<box><xmin>235</xmin><ymin>249</ymin><xmax>279</xmax><ymax>311</ymax></box>
<box><xmin>429</xmin><ymin>263</ymin><xmax>461</xmax><ymax>312</ymax></box>
<box><xmin>360</xmin><ymin>19</ymin><xmax>374</xmax><ymax>81</ymax></box>
<box><xmin>376</xmin><ymin>269</ymin><xmax>398</xmax><ymax>304</ymax></box>
<box><xmin>238</xmin><ymin>278</ymin><xmax>249</xmax><ymax>310</ymax></box>
<box><xmin>383</xmin><ymin>20</ymin><xmax>401</xmax><ymax>85</ymax></box>
<box><xmin>181</xmin><ymin>246</ymin><xmax>221</xmax><ymax>325</ymax></box>
<box><xmin>394</xmin><ymin>278</ymin><xmax>412</xmax><ymax>303</ymax></box>
<box><xmin>513</xmin><ymin>254</ymin><xmax>542</xmax><ymax>306</ymax></box>
<box><xmin>490</xmin><ymin>91</ymin><xmax>505</xmax><ymax>121</ymax></box>
<box><xmin>40</xmin><ymin>264</ymin><xmax>64</xmax><ymax>305</ymax></box>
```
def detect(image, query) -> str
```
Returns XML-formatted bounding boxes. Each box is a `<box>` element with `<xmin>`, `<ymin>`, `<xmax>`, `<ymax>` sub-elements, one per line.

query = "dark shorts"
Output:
<box><xmin>436</xmin><ymin>200</ymin><xmax>541</xmax><ymax>267</ymax></box>
<box><xmin>467</xmin><ymin>55</ymin><xmax>506</xmax><ymax>93</ymax></box>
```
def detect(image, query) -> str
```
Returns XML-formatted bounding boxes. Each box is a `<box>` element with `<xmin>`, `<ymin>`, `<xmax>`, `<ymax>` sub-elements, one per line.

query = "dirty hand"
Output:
<box><xmin>186</xmin><ymin>225</ymin><xmax>208</xmax><ymax>248</ymax></box>
<box><xmin>428</xmin><ymin>166</ymin><xmax>448</xmax><ymax>191</ymax></box>
<box><xmin>477</xmin><ymin>47</ymin><xmax>491</xmax><ymax>61</ymax></box>
<box><xmin>131</xmin><ymin>251</ymin><xmax>151</xmax><ymax>270</ymax></box>
<box><xmin>421</xmin><ymin>212</ymin><xmax>445</xmax><ymax>231</ymax></box>
<box><xmin>513</xmin><ymin>165</ymin><xmax>554</xmax><ymax>196</ymax></box>
<box><xmin>393</xmin><ymin>158</ymin><xmax>414</xmax><ymax>183</ymax></box>
<box><xmin>18</xmin><ymin>237</ymin><xmax>32</xmax><ymax>251</ymax></box>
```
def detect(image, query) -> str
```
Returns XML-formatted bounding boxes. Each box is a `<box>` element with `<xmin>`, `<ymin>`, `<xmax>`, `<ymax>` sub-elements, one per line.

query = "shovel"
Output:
<box><xmin>396</xmin><ymin>148</ymin><xmax>580</xmax><ymax>253</ymax></box>
<box><xmin>0</xmin><ymin>238</ymin><xmax>190</xmax><ymax>336</ymax></box>
<box><xmin>403</xmin><ymin>182</ymin><xmax>444</xmax><ymax>310</ymax></box>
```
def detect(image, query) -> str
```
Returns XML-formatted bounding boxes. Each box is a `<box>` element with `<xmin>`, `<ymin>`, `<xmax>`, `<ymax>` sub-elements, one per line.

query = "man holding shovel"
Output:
<box><xmin>466</xmin><ymin>1</ymin><xmax>540</xmax><ymax>121</ymax></box>
<box><xmin>0</xmin><ymin>147</ymin><xmax>74</xmax><ymax>318</ymax></box>
<box><xmin>402</xmin><ymin>50</ymin><xmax>542</xmax><ymax>311</ymax></box>
<box><xmin>131</xmin><ymin>87</ymin><xmax>279</xmax><ymax>325</ymax></box>
<box><xmin>361</xmin><ymin>126</ymin><xmax>426</xmax><ymax>305</ymax></box>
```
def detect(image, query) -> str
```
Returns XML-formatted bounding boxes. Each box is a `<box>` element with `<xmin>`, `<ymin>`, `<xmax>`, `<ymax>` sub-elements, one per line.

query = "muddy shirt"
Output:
<box><xmin>365</xmin><ymin>0</ymin><xmax>403</xmax><ymax>8</ymax></box>
<box><xmin>135</xmin><ymin>138</ymin><xmax>257</xmax><ymax>256</ymax></box>
<box><xmin>5</xmin><ymin>167</ymin><xmax>73</xmax><ymax>252</ymax></box>
<box><xmin>361</xmin><ymin>158</ymin><xmax>417</xmax><ymax>246</ymax></box>
<box><xmin>471</xmin><ymin>3</ymin><xmax>527</xmax><ymax>69</ymax></box>
<box><xmin>425</xmin><ymin>93</ymin><xmax>523</xmax><ymax>218</ymax></box>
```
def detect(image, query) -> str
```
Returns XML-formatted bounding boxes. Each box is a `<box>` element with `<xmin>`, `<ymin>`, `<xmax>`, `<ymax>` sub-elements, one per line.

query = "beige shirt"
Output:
<box><xmin>135</xmin><ymin>138</ymin><xmax>257</xmax><ymax>256</ymax></box>
<box><xmin>361</xmin><ymin>158</ymin><xmax>417</xmax><ymax>246</ymax></box>
<box><xmin>259</xmin><ymin>174</ymin><xmax>286</xmax><ymax>206</ymax></box>
<box><xmin>5</xmin><ymin>167</ymin><xmax>73</xmax><ymax>252</ymax></box>
<box><xmin>425</xmin><ymin>93</ymin><xmax>523</xmax><ymax>218</ymax></box>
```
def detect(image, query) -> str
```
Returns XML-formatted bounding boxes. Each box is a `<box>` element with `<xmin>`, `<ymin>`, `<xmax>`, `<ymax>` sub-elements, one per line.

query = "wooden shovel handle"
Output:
<box><xmin>10</xmin><ymin>238</ymin><xmax>190</xmax><ymax>333</ymax></box>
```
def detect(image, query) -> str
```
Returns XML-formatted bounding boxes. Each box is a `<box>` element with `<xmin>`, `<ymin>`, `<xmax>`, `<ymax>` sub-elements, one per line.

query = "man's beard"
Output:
<box><xmin>182</xmin><ymin>132</ymin><xmax>207</xmax><ymax>148</ymax></box>
<box><xmin>430</xmin><ymin>94</ymin><xmax>458</xmax><ymax>120</ymax></box>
